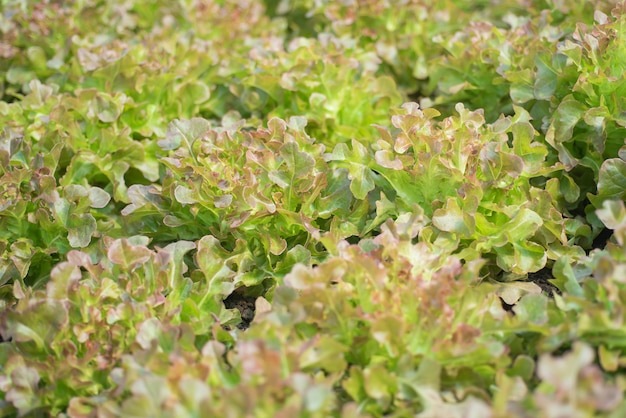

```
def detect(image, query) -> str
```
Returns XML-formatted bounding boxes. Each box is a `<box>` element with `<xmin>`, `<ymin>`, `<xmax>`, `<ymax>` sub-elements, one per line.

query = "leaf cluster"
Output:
<box><xmin>2</xmin><ymin>0</ymin><xmax>626</xmax><ymax>416</ymax></box>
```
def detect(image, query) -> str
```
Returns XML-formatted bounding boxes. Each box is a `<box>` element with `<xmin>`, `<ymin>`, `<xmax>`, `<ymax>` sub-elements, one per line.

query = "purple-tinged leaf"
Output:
<box><xmin>46</xmin><ymin>262</ymin><xmax>81</xmax><ymax>300</ymax></box>
<box><xmin>107</xmin><ymin>239</ymin><xmax>152</xmax><ymax>269</ymax></box>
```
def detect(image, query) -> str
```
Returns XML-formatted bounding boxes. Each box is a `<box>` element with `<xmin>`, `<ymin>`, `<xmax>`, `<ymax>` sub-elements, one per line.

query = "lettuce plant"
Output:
<box><xmin>2</xmin><ymin>0</ymin><xmax>626</xmax><ymax>416</ymax></box>
<box><xmin>429</xmin><ymin>2</ymin><xmax>625</xmax><ymax>210</ymax></box>
<box><xmin>366</xmin><ymin>102</ymin><xmax>579</xmax><ymax>274</ymax></box>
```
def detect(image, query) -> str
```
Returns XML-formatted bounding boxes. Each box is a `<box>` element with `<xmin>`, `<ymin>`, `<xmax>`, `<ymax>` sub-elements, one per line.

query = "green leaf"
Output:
<box><xmin>509</xmin><ymin>70</ymin><xmax>535</xmax><ymax>103</ymax></box>
<box><xmin>371</xmin><ymin>315</ymin><xmax>404</xmax><ymax>357</ymax></box>
<box><xmin>375</xmin><ymin>168</ymin><xmax>423</xmax><ymax>206</ymax></box>
<box><xmin>275</xmin><ymin>245</ymin><xmax>311</xmax><ymax>275</ymax></box>
<box><xmin>599</xmin><ymin>345</ymin><xmax>620</xmax><ymax>372</ymax></box>
<box><xmin>509</xmin><ymin>355</ymin><xmax>535</xmax><ymax>381</ymax></box>
<box><xmin>162</xmin><ymin>240</ymin><xmax>196</xmax><ymax>290</ymax></box>
<box><xmin>121</xmin><ymin>376</ymin><xmax>170</xmax><ymax>418</ymax></box>
<box><xmin>546</xmin><ymin>95</ymin><xmax>586</xmax><ymax>168</ymax></box>
<box><xmin>414</xmin><ymin>357</ymin><xmax>442</xmax><ymax>390</ymax></box>
<box><xmin>505</xmin><ymin>208</ymin><xmax>543</xmax><ymax>241</ymax></box>
<box><xmin>178</xmin><ymin>81</ymin><xmax>211</xmax><ymax>105</ymax></box>
<box><xmin>512</xmin><ymin>241</ymin><xmax>547</xmax><ymax>274</ymax></box>
<box><xmin>552</xmin><ymin>257</ymin><xmax>583</xmax><ymax>296</ymax></box>
<box><xmin>511</xmin><ymin>121</ymin><xmax>547</xmax><ymax>175</ymax></box>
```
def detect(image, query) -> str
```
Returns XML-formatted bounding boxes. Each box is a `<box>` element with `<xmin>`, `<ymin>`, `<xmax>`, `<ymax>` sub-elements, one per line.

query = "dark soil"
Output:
<box><xmin>592</xmin><ymin>228</ymin><xmax>613</xmax><ymax>251</ymax></box>
<box><xmin>527</xmin><ymin>267</ymin><xmax>560</xmax><ymax>297</ymax></box>
<box><xmin>223</xmin><ymin>292</ymin><xmax>256</xmax><ymax>330</ymax></box>
<box><xmin>500</xmin><ymin>267</ymin><xmax>559</xmax><ymax>313</ymax></box>
<box><xmin>502</xmin><ymin>226</ymin><xmax>614</xmax><ymax>312</ymax></box>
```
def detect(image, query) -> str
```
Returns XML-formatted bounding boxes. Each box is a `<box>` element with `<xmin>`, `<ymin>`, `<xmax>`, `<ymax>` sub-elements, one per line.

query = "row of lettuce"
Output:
<box><xmin>2</xmin><ymin>0</ymin><xmax>626</xmax><ymax>416</ymax></box>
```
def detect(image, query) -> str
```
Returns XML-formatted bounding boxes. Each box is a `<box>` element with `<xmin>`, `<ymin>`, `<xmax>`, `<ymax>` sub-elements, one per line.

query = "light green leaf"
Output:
<box><xmin>67</xmin><ymin>213</ymin><xmax>97</xmax><ymax>248</ymax></box>
<box><xmin>300</xmin><ymin>335</ymin><xmax>347</xmax><ymax>373</ymax></box>
<box><xmin>594</xmin><ymin>159</ymin><xmax>626</xmax><ymax>203</ymax></box>
<box><xmin>513</xmin><ymin>294</ymin><xmax>548</xmax><ymax>325</ymax></box>
<box><xmin>174</xmin><ymin>185</ymin><xmax>198</xmax><ymax>205</ymax></box>
<box><xmin>159</xmin><ymin>118</ymin><xmax>210</xmax><ymax>151</ymax></box>
<box><xmin>88</xmin><ymin>187</ymin><xmax>111</xmax><ymax>208</ymax></box>
<box><xmin>534</xmin><ymin>53</ymin><xmax>557</xmax><ymax>100</ymax></box>
<box><xmin>348</xmin><ymin>165</ymin><xmax>375</xmax><ymax>200</ymax></box>
<box><xmin>6</xmin><ymin>300</ymin><xmax>68</xmax><ymax>351</ymax></box>
<box><xmin>136</xmin><ymin>318</ymin><xmax>162</xmax><ymax>350</ymax></box>
<box><xmin>432</xmin><ymin>197</ymin><xmax>471</xmax><ymax>235</ymax></box>
<box><xmin>364</xmin><ymin>364</ymin><xmax>395</xmax><ymax>404</ymax></box>
<box><xmin>47</xmin><ymin>262</ymin><xmax>81</xmax><ymax>300</ymax></box>
<box><xmin>505</xmin><ymin>208</ymin><xmax>543</xmax><ymax>241</ymax></box>
<box><xmin>512</xmin><ymin>241</ymin><xmax>547</xmax><ymax>274</ymax></box>
<box><xmin>280</xmin><ymin>142</ymin><xmax>315</xmax><ymax>179</ymax></box>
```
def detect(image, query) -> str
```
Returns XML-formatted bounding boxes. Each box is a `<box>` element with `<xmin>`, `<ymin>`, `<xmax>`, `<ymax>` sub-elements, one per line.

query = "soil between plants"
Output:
<box><xmin>224</xmin><ymin>292</ymin><xmax>257</xmax><ymax>330</ymax></box>
<box><xmin>500</xmin><ymin>267</ymin><xmax>560</xmax><ymax>313</ymax></box>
